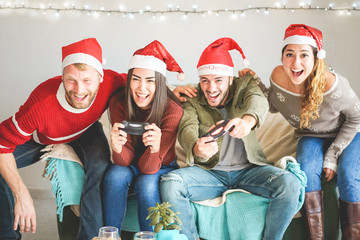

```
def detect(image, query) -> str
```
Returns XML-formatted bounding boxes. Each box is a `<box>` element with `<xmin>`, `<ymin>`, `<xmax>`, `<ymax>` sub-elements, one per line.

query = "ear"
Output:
<box><xmin>229</xmin><ymin>76</ymin><xmax>233</xmax><ymax>85</ymax></box>
<box><xmin>99</xmin><ymin>75</ymin><xmax>104</xmax><ymax>83</ymax></box>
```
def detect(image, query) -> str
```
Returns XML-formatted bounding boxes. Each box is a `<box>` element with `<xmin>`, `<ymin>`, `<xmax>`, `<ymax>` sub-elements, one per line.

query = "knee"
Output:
<box><xmin>277</xmin><ymin>173</ymin><xmax>302</xmax><ymax>199</ymax></box>
<box><xmin>134</xmin><ymin>174</ymin><xmax>159</xmax><ymax>196</ymax></box>
<box><xmin>160</xmin><ymin>172</ymin><xmax>184</xmax><ymax>200</ymax></box>
<box><xmin>104</xmin><ymin>165</ymin><xmax>133</xmax><ymax>188</ymax></box>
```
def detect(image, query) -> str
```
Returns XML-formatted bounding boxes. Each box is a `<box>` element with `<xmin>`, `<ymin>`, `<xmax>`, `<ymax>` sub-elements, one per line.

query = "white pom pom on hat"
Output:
<box><xmin>102</xmin><ymin>58</ymin><xmax>107</xmax><ymax>66</ymax></box>
<box><xmin>243</xmin><ymin>59</ymin><xmax>250</xmax><ymax>68</ymax></box>
<box><xmin>177</xmin><ymin>72</ymin><xmax>186</xmax><ymax>81</ymax></box>
<box><xmin>317</xmin><ymin>49</ymin><xmax>326</xmax><ymax>59</ymax></box>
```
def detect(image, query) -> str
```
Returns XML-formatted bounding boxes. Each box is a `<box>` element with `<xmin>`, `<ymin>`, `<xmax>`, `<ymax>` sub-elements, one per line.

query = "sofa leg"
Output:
<box><xmin>339</xmin><ymin>199</ymin><xmax>360</xmax><ymax>240</ymax></box>
<box><xmin>302</xmin><ymin>191</ymin><xmax>324</xmax><ymax>240</ymax></box>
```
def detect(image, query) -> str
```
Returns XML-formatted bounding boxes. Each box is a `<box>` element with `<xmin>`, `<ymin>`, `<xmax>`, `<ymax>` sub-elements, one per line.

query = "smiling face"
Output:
<box><xmin>62</xmin><ymin>64</ymin><xmax>103</xmax><ymax>109</ymax></box>
<box><xmin>130</xmin><ymin>68</ymin><xmax>156</xmax><ymax>110</ymax></box>
<box><xmin>199</xmin><ymin>74</ymin><xmax>233</xmax><ymax>107</ymax></box>
<box><xmin>282</xmin><ymin>44</ymin><xmax>315</xmax><ymax>87</ymax></box>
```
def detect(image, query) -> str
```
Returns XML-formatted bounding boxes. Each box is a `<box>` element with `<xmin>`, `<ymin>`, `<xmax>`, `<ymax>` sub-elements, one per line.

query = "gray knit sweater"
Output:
<box><xmin>256</xmin><ymin>73</ymin><xmax>360</xmax><ymax>172</ymax></box>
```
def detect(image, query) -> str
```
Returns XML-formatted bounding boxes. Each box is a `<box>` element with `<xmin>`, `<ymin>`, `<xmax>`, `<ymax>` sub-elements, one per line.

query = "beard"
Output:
<box><xmin>65</xmin><ymin>89</ymin><xmax>98</xmax><ymax>109</ymax></box>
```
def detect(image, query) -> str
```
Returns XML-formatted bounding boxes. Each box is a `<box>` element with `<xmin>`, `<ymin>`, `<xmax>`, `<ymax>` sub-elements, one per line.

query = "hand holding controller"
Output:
<box><xmin>121</xmin><ymin>121</ymin><xmax>150</xmax><ymax>135</ymax></box>
<box><xmin>202</xmin><ymin>120</ymin><xmax>235</xmax><ymax>143</ymax></box>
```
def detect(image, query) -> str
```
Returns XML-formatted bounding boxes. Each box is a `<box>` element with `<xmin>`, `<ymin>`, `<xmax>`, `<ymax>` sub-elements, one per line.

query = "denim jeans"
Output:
<box><xmin>0</xmin><ymin>121</ymin><xmax>111</xmax><ymax>240</ymax></box>
<box><xmin>160</xmin><ymin>165</ymin><xmax>301</xmax><ymax>240</ymax></box>
<box><xmin>297</xmin><ymin>132</ymin><xmax>360</xmax><ymax>202</ymax></box>
<box><xmin>103</xmin><ymin>162</ymin><xmax>177</xmax><ymax>231</ymax></box>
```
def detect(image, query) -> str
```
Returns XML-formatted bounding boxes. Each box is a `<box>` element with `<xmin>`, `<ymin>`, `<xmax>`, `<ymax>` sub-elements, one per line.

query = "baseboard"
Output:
<box><xmin>28</xmin><ymin>187</ymin><xmax>55</xmax><ymax>199</ymax></box>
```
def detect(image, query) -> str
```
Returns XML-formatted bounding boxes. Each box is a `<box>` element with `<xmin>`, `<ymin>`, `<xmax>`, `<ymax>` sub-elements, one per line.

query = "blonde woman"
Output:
<box><xmin>240</xmin><ymin>24</ymin><xmax>360</xmax><ymax>239</ymax></box>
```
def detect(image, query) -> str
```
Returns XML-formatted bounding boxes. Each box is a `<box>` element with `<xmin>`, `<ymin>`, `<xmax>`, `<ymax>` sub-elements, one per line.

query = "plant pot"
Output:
<box><xmin>156</xmin><ymin>229</ymin><xmax>188</xmax><ymax>240</ymax></box>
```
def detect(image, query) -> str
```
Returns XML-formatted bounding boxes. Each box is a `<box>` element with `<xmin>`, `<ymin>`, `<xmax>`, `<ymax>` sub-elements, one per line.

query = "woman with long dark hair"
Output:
<box><xmin>103</xmin><ymin>40</ymin><xmax>184</xmax><ymax>232</ymax></box>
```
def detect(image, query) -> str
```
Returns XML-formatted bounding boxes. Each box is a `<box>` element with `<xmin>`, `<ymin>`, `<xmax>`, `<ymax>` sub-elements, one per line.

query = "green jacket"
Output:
<box><xmin>178</xmin><ymin>75</ymin><xmax>271</xmax><ymax>169</ymax></box>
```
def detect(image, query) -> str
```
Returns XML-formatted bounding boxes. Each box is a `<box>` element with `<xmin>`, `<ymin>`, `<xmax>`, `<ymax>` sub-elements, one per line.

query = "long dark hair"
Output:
<box><xmin>125</xmin><ymin>68</ymin><xmax>181</xmax><ymax>127</ymax></box>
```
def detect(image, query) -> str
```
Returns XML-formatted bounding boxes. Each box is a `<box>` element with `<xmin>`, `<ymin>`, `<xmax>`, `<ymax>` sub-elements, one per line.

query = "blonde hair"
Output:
<box><xmin>300</xmin><ymin>48</ymin><xmax>327</xmax><ymax>128</ymax></box>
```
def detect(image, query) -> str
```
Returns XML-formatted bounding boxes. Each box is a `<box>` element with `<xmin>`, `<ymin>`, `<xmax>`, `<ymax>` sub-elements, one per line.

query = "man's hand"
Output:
<box><xmin>142</xmin><ymin>123</ymin><xmax>162</xmax><ymax>153</ymax></box>
<box><xmin>193</xmin><ymin>136</ymin><xmax>218</xmax><ymax>159</ymax></box>
<box><xmin>324</xmin><ymin>168</ymin><xmax>336</xmax><ymax>182</ymax></box>
<box><xmin>110</xmin><ymin>122</ymin><xmax>128</xmax><ymax>154</ymax></box>
<box><xmin>14</xmin><ymin>187</ymin><xmax>36</xmax><ymax>233</ymax></box>
<box><xmin>225</xmin><ymin>116</ymin><xmax>256</xmax><ymax>139</ymax></box>
<box><xmin>238</xmin><ymin>68</ymin><xmax>256</xmax><ymax>78</ymax></box>
<box><xmin>173</xmin><ymin>85</ymin><xmax>197</xmax><ymax>103</ymax></box>
<box><xmin>0</xmin><ymin>153</ymin><xmax>37</xmax><ymax>234</ymax></box>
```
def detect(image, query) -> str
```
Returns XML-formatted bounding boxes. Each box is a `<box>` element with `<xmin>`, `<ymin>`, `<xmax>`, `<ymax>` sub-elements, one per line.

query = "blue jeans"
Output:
<box><xmin>160</xmin><ymin>165</ymin><xmax>301</xmax><ymax>240</ymax></box>
<box><xmin>0</xmin><ymin>121</ymin><xmax>111</xmax><ymax>240</ymax></box>
<box><xmin>103</xmin><ymin>162</ymin><xmax>177</xmax><ymax>231</ymax></box>
<box><xmin>297</xmin><ymin>133</ymin><xmax>360</xmax><ymax>202</ymax></box>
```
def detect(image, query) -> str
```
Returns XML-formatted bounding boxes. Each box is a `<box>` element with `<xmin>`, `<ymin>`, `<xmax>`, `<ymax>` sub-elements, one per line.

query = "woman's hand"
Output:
<box><xmin>173</xmin><ymin>85</ymin><xmax>197</xmax><ymax>102</ymax></box>
<box><xmin>324</xmin><ymin>168</ymin><xmax>337</xmax><ymax>182</ymax></box>
<box><xmin>143</xmin><ymin>123</ymin><xmax>162</xmax><ymax>153</ymax></box>
<box><xmin>110</xmin><ymin>122</ymin><xmax>128</xmax><ymax>154</ymax></box>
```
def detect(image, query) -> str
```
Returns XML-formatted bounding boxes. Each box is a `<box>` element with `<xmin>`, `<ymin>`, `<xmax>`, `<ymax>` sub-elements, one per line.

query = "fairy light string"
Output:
<box><xmin>0</xmin><ymin>2</ymin><xmax>359</xmax><ymax>19</ymax></box>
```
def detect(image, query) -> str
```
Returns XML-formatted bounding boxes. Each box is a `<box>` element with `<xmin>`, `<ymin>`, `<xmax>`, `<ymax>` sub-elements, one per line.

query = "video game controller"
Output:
<box><xmin>202</xmin><ymin>120</ymin><xmax>235</xmax><ymax>143</ymax></box>
<box><xmin>121</xmin><ymin>121</ymin><xmax>149</xmax><ymax>135</ymax></box>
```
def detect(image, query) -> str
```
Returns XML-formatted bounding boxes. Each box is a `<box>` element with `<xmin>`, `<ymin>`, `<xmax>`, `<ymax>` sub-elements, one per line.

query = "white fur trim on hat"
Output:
<box><xmin>283</xmin><ymin>35</ymin><xmax>318</xmax><ymax>49</ymax></box>
<box><xmin>128</xmin><ymin>55</ymin><xmax>167</xmax><ymax>77</ymax></box>
<box><xmin>62</xmin><ymin>53</ymin><xmax>104</xmax><ymax>76</ymax></box>
<box><xmin>197</xmin><ymin>64</ymin><xmax>233</xmax><ymax>76</ymax></box>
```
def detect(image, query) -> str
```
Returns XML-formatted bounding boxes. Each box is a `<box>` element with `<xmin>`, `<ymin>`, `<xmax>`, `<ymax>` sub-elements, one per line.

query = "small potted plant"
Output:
<box><xmin>146</xmin><ymin>202</ymin><xmax>187</xmax><ymax>240</ymax></box>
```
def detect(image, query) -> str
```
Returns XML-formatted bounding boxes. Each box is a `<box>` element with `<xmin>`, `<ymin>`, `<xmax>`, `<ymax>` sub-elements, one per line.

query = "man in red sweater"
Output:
<box><xmin>0</xmin><ymin>38</ymin><xmax>127</xmax><ymax>240</ymax></box>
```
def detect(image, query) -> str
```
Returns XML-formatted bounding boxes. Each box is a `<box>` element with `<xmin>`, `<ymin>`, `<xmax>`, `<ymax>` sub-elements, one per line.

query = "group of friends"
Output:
<box><xmin>0</xmin><ymin>23</ymin><xmax>359</xmax><ymax>240</ymax></box>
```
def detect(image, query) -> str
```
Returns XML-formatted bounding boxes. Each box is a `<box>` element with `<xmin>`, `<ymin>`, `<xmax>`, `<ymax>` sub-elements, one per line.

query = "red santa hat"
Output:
<box><xmin>197</xmin><ymin>37</ymin><xmax>249</xmax><ymax>76</ymax></box>
<box><xmin>62</xmin><ymin>38</ymin><xmax>104</xmax><ymax>76</ymax></box>
<box><xmin>128</xmin><ymin>40</ymin><xmax>186</xmax><ymax>81</ymax></box>
<box><xmin>283</xmin><ymin>24</ymin><xmax>326</xmax><ymax>59</ymax></box>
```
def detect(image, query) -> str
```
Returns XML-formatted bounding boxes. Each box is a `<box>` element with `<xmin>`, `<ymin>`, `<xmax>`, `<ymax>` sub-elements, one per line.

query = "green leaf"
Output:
<box><xmin>147</xmin><ymin>207</ymin><xmax>156</xmax><ymax>212</ymax></box>
<box><xmin>174</xmin><ymin>215</ymin><xmax>182</xmax><ymax>225</ymax></box>
<box><xmin>164</xmin><ymin>214</ymin><xmax>174</xmax><ymax>223</ymax></box>
<box><xmin>154</xmin><ymin>222</ymin><xmax>163</xmax><ymax>233</ymax></box>
<box><xmin>167</xmin><ymin>224</ymin><xmax>181</xmax><ymax>230</ymax></box>
<box><xmin>150</xmin><ymin>212</ymin><xmax>160</xmax><ymax>226</ymax></box>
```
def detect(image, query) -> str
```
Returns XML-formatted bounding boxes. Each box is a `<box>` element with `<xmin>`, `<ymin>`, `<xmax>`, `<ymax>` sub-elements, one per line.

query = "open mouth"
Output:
<box><xmin>74</xmin><ymin>94</ymin><xmax>88</xmax><ymax>102</ymax></box>
<box><xmin>136</xmin><ymin>93</ymin><xmax>149</xmax><ymax>101</ymax></box>
<box><xmin>291</xmin><ymin>69</ymin><xmax>303</xmax><ymax>77</ymax></box>
<box><xmin>207</xmin><ymin>92</ymin><xmax>220</xmax><ymax>101</ymax></box>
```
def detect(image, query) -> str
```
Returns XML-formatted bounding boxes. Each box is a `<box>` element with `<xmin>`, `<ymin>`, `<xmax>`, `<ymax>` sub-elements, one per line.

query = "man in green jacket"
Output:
<box><xmin>160</xmin><ymin>38</ymin><xmax>301</xmax><ymax>240</ymax></box>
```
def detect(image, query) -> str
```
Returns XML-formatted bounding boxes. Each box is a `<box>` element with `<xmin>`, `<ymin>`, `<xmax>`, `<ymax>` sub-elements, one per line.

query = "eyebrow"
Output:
<box><xmin>285</xmin><ymin>49</ymin><xmax>310</xmax><ymax>52</ymax></box>
<box><xmin>132</xmin><ymin>74</ymin><xmax>156</xmax><ymax>79</ymax></box>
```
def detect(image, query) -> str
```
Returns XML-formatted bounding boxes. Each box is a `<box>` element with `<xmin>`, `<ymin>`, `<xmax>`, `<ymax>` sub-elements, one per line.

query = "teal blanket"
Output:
<box><xmin>43</xmin><ymin>158</ymin><xmax>84</xmax><ymax>222</ymax></box>
<box><xmin>122</xmin><ymin>161</ymin><xmax>306</xmax><ymax>240</ymax></box>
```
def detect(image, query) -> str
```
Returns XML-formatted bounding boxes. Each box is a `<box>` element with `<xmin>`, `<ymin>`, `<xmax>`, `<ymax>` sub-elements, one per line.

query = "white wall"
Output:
<box><xmin>1</xmin><ymin>0</ymin><xmax>360</xmax><ymax>190</ymax></box>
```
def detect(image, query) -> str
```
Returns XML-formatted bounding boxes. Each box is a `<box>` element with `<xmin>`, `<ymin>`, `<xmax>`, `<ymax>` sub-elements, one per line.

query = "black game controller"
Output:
<box><xmin>121</xmin><ymin>121</ymin><xmax>149</xmax><ymax>135</ymax></box>
<box><xmin>202</xmin><ymin>120</ymin><xmax>235</xmax><ymax>143</ymax></box>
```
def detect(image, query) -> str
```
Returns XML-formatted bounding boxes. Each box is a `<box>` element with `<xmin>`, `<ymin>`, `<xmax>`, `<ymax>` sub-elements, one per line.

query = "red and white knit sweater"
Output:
<box><xmin>0</xmin><ymin>69</ymin><xmax>127</xmax><ymax>153</ymax></box>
